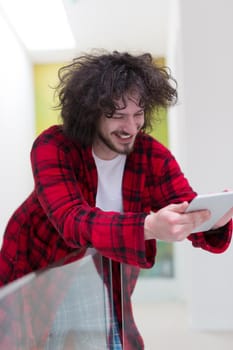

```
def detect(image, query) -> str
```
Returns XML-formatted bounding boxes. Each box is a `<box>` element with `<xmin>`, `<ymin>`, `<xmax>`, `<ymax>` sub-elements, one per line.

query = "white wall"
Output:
<box><xmin>168</xmin><ymin>0</ymin><xmax>233</xmax><ymax>330</ymax></box>
<box><xmin>0</xmin><ymin>10</ymin><xmax>35</xmax><ymax>243</ymax></box>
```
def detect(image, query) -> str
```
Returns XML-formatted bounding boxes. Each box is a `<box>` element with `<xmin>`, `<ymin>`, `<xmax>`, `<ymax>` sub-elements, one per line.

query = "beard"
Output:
<box><xmin>97</xmin><ymin>130</ymin><xmax>135</xmax><ymax>155</ymax></box>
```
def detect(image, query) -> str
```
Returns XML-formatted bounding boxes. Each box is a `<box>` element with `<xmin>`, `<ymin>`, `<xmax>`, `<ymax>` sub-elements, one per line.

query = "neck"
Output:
<box><xmin>92</xmin><ymin>141</ymin><xmax>118</xmax><ymax>160</ymax></box>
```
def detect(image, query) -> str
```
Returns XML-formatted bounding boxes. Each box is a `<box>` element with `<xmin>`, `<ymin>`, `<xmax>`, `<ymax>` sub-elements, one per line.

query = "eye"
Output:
<box><xmin>104</xmin><ymin>112</ymin><xmax>113</xmax><ymax>118</ymax></box>
<box><xmin>112</xmin><ymin>114</ymin><xmax>124</xmax><ymax>119</ymax></box>
<box><xmin>135</xmin><ymin>111</ymin><xmax>144</xmax><ymax>117</ymax></box>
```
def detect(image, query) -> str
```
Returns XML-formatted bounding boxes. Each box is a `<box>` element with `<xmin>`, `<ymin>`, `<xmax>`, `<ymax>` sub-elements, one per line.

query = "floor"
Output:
<box><xmin>133</xmin><ymin>301</ymin><xmax>233</xmax><ymax>350</ymax></box>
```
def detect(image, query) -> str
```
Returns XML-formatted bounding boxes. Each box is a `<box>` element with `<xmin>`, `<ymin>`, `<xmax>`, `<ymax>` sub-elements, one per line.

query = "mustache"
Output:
<box><xmin>113</xmin><ymin>126</ymin><xmax>142</xmax><ymax>137</ymax></box>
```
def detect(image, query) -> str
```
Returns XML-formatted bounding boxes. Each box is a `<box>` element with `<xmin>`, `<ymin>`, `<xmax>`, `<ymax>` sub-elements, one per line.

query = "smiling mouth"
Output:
<box><xmin>119</xmin><ymin>134</ymin><xmax>131</xmax><ymax>139</ymax></box>
<box><xmin>114</xmin><ymin>132</ymin><xmax>132</xmax><ymax>140</ymax></box>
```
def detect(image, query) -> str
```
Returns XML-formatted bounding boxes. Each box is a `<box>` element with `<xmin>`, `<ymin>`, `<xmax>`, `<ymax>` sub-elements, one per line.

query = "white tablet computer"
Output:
<box><xmin>185</xmin><ymin>191</ymin><xmax>233</xmax><ymax>233</ymax></box>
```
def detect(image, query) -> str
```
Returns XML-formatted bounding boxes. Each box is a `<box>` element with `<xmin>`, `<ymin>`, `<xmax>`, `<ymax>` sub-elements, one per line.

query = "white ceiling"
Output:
<box><xmin>0</xmin><ymin>0</ymin><xmax>171</xmax><ymax>63</ymax></box>
<box><xmin>63</xmin><ymin>0</ymin><xmax>171</xmax><ymax>55</ymax></box>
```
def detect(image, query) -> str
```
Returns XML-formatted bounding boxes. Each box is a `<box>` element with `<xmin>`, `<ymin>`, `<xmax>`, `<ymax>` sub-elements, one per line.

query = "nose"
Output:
<box><xmin>123</xmin><ymin>115</ymin><xmax>139</xmax><ymax>135</ymax></box>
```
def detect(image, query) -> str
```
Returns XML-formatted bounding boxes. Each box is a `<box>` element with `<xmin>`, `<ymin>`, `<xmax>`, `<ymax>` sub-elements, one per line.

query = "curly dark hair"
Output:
<box><xmin>55</xmin><ymin>50</ymin><xmax>177</xmax><ymax>146</ymax></box>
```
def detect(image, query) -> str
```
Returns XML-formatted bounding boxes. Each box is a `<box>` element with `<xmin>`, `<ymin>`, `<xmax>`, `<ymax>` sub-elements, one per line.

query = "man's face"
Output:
<box><xmin>93</xmin><ymin>94</ymin><xmax>145</xmax><ymax>160</ymax></box>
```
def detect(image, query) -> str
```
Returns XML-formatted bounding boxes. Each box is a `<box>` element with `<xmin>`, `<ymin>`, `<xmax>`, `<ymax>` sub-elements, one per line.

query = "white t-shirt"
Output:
<box><xmin>92</xmin><ymin>151</ymin><xmax>126</xmax><ymax>212</ymax></box>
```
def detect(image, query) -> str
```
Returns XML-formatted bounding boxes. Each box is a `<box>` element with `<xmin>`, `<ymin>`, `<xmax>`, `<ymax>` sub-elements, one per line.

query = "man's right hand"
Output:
<box><xmin>144</xmin><ymin>202</ymin><xmax>211</xmax><ymax>242</ymax></box>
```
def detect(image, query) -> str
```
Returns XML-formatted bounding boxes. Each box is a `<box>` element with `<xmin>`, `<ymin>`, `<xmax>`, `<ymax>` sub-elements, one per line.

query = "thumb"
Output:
<box><xmin>168</xmin><ymin>201</ymin><xmax>189</xmax><ymax>213</ymax></box>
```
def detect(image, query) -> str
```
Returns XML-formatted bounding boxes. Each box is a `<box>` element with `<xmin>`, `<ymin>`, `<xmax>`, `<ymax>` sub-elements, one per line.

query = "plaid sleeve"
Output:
<box><xmin>188</xmin><ymin>220</ymin><xmax>232</xmax><ymax>253</ymax></box>
<box><xmin>30</xmin><ymin>136</ymin><xmax>154</xmax><ymax>268</ymax></box>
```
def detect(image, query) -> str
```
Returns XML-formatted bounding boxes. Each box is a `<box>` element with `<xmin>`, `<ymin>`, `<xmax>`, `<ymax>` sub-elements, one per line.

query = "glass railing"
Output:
<box><xmin>0</xmin><ymin>248</ymin><xmax>143</xmax><ymax>349</ymax></box>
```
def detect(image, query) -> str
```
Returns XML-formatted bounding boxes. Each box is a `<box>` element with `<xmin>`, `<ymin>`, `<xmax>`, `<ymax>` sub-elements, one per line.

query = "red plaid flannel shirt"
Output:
<box><xmin>0</xmin><ymin>125</ymin><xmax>232</xmax><ymax>349</ymax></box>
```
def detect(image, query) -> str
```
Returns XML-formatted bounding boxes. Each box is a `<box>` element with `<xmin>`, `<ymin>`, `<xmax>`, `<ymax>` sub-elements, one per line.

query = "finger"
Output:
<box><xmin>213</xmin><ymin>207</ymin><xmax>233</xmax><ymax>229</ymax></box>
<box><xmin>185</xmin><ymin>210</ymin><xmax>211</xmax><ymax>231</ymax></box>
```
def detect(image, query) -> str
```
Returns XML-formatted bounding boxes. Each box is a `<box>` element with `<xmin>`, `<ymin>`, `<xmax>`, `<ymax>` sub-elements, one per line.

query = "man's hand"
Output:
<box><xmin>144</xmin><ymin>202</ymin><xmax>211</xmax><ymax>242</ymax></box>
<box><xmin>212</xmin><ymin>207</ymin><xmax>233</xmax><ymax>229</ymax></box>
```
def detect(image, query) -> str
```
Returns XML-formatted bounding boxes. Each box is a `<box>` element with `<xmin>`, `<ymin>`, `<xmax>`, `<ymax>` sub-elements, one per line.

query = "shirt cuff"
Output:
<box><xmin>188</xmin><ymin>219</ymin><xmax>232</xmax><ymax>253</ymax></box>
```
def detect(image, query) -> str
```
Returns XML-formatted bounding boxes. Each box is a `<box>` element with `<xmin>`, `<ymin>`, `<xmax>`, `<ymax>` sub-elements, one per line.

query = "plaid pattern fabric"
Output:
<box><xmin>0</xmin><ymin>125</ymin><xmax>232</xmax><ymax>349</ymax></box>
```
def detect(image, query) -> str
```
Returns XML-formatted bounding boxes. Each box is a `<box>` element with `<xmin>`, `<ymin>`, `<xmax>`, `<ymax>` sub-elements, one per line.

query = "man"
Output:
<box><xmin>0</xmin><ymin>51</ymin><xmax>232</xmax><ymax>349</ymax></box>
